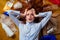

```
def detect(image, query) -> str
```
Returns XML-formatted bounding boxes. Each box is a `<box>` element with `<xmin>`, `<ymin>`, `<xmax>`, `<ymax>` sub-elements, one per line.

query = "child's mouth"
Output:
<box><xmin>29</xmin><ymin>18</ymin><xmax>32</xmax><ymax>20</ymax></box>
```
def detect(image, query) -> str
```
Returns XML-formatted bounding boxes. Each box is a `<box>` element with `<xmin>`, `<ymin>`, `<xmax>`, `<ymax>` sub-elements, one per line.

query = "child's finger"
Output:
<box><xmin>24</xmin><ymin>9</ymin><xmax>27</xmax><ymax>13</ymax></box>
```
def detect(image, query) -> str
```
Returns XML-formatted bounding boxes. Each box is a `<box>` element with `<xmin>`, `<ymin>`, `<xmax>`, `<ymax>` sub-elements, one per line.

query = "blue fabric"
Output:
<box><xmin>40</xmin><ymin>34</ymin><xmax>56</xmax><ymax>40</ymax></box>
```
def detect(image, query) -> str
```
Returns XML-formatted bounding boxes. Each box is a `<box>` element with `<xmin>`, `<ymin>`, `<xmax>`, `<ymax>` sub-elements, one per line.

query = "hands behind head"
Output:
<box><xmin>21</xmin><ymin>8</ymin><xmax>38</xmax><ymax>17</ymax></box>
<box><xmin>20</xmin><ymin>9</ymin><xmax>27</xmax><ymax>17</ymax></box>
<box><xmin>31</xmin><ymin>8</ymin><xmax>38</xmax><ymax>17</ymax></box>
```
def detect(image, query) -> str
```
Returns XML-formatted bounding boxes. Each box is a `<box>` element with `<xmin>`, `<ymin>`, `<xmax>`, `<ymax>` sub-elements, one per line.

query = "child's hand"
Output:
<box><xmin>31</xmin><ymin>8</ymin><xmax>38</xmax><ymax>17</ymax></box>
<box><xmin>21</xmin><ymin>9</ymin><xmax>27</xmax><ymax>17</ymax></box>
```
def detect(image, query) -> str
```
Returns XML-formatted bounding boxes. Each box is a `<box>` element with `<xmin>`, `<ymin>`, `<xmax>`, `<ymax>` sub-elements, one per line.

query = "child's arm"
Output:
<box><xmin>37</xmin><ymin>11</ymin><xmax>52</xmax><ymax>29</ymax></box>
<box><xmin>7</xmin><ymin>10</ymin><xmax>22</xmax><ymax>27</ymax></box>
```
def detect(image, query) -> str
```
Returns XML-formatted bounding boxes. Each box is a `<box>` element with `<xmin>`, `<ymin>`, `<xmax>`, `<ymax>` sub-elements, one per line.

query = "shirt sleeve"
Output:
<box><xmin>7</xmin><ymin>10</ymin><xmax>22</xmax><ymax>27</ymax></box>
<box><xmin>37</xmin><ymin>11</ymin><xmax>52</xmax><ymax>29</ymax></box>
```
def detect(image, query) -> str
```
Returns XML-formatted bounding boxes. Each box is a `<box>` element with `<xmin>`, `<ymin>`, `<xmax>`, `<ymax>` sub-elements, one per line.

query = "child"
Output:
<box><xmin>7</xmin><ymin>8</ymin><xmax>52</xmax><ymax>40</ymax></box>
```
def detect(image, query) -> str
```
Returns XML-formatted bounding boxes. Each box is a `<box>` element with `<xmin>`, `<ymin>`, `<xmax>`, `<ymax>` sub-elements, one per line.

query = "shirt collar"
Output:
<box><xmin>26</xmin><ymin>21</ymin><xmax>34</xmax><ymax>26</ymax></box>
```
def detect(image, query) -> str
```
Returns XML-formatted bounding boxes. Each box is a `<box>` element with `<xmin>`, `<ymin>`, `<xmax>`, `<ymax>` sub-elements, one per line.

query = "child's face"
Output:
<box><xmin>25</xmin><ymin>9</ymin><xmax>35</xmax><ymax>23</ymax></box>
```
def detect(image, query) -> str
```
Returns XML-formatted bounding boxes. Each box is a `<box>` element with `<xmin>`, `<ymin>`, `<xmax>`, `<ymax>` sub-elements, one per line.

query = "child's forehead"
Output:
<box><xmin>26</xmin><ymin>8</ymin><xmax>36</xmax><ymax>14</ymax></box>
<box><xmin>27</xmin><ymin>10</ymin><xmax>33</xmax><ymax>13</ymax></box>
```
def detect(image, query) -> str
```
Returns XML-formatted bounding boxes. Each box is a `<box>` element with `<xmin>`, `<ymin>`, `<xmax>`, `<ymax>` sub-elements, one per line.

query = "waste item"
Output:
<box><xmin>0</xmin><ymin>13</ymin><xmax>17</xmax><ymax>37</ymax></box>
<box><xmin>3</xmin><ymin>1</ymin><xmax>13</xmax><ymax>11</ymax></box>
<box><xmin>13</xmin><ymin>1</ymin><xmax>22</xmax><ymax>9</ymax></box>
<box><xmin>1</xmin><ymin>23</ymin><xmax>14</xmax><ymax>37</ymax></box>
<box><xmin>4</xmin><ymin>12</ymin><xmax>9</xmax><ymax>16</ymax></box>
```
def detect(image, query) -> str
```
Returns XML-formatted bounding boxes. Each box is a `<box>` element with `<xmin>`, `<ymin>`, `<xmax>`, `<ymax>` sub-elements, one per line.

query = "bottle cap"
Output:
<box><xmin>4</xmin><ymin>12</ymin><xmax>9</xmax><ymax>16</ymax></box>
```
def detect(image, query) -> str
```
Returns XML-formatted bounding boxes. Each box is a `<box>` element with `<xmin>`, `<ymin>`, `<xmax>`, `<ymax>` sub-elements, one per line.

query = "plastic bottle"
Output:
<box><xmin>3</xmin><ymin>0</ymin><xmax>14</xmax><ymax>11</ymax></box>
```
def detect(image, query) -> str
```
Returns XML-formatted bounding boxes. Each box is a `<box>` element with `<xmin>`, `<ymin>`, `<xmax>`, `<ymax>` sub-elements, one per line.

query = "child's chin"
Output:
<box><xmin>28</xmin><ymin>20</ymin><xmax>33</xmax><ymax>23</ymax></box>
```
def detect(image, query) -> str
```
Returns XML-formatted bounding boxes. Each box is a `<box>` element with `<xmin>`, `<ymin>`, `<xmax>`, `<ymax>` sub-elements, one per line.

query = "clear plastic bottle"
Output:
<box><xmin>0</xmin><ymin>14</ymin><xmax>17</xmax><ymax>37</ymax></box>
